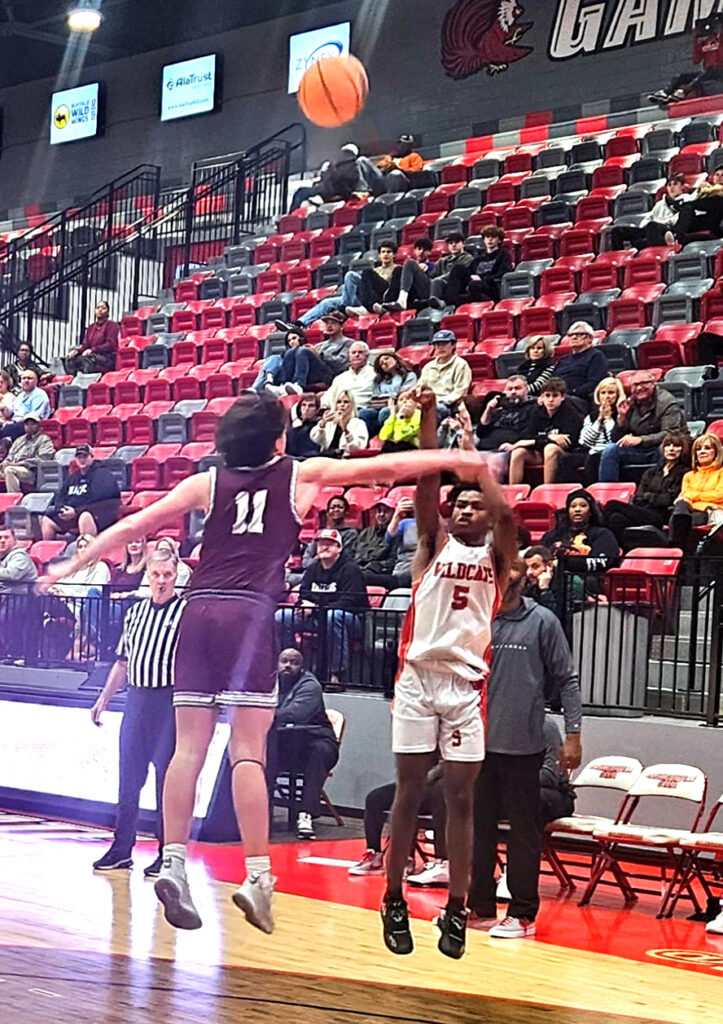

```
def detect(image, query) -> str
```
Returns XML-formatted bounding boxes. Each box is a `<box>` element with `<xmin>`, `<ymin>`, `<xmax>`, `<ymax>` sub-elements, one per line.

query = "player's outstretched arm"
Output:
<box><xmin>412</xmin><ymin>387</ymin><xmax>445</xmax><ymax>573</ymax></box>
<box><xmin>478</xmin><ymin>461</ymin><xmax>517</xmax><ymax>587</ymax></box>
<box><xmin>38</xmin><ymin>473</ymin><xmax>211</xmax><ymax>586</ymax></box>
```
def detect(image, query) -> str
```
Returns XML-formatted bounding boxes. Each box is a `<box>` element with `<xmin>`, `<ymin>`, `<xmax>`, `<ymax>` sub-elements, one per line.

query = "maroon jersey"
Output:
<box><xmin>190</xmin><ymin>457</ymin><xmax>301</xmax><ymax>599</ymax></box>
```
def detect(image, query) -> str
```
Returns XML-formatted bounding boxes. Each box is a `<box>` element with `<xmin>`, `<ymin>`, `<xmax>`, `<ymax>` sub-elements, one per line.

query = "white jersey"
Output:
<box><xmin>399</xmin><ymin>535</ymin><xmax>500</xmax><ymax>682</ymax></box>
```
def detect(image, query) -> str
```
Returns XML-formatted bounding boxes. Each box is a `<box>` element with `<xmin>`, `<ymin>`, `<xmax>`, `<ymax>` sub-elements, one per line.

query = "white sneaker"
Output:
<box><xmin>705</xmin><ymin>909</ymin><xmax>723</xmax><ymax>934</ymax></box>
<box><xmin>348</xmin><ymin>849</ymin><xmax>384</xmax><ymax>875</ymax></box>
<box><xmin>154</xmin><ymin>858</ymin><xmax>202</xmax><ymax>930</ymax></box>
<box><xmin>496</xmin><ymin>868</ymin><xmax>511</xmax><ymax>901</ymax></box>
<box><xmin>263</xmin><ymin>383</ymin><xmax>285</xmax><ymax>397</ymax></box>
<box><xmin>296</xmin><ymin>811</ymin><xmax>315</xmax><ymax>840</ymax></box>
<box><xmin>232</xmin><ymin>872</ymin><xmax>276</xmax><ymax>934</ymax></box>
<box><xmin>345</xmin><ymin>305</ymin><xmax>367</xmax><ymax>318</ymax></box>
<box><xmin>283</xmin><ymin>382</ymin><xmax>303</xmax><ymax>395</ymax></box>
<box><xmin>488</xmin><ymin>915</ymin><xmax>536</xmax><ymax>939</ymax></box>
<box><xmin>406</xmin><ymin>859</ymin><xmax>450</xmax><ymax>888</ymax></box>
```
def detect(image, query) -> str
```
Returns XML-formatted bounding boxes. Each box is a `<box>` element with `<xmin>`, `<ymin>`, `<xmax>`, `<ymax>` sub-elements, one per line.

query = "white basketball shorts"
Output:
<box><xmin>392</xmin><ymin>661</ymin><xmax>485</xmax><ymax>762</ymax></box>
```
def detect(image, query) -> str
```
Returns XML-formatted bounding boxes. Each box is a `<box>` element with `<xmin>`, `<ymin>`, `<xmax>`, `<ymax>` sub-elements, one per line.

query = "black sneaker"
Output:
<box><xmin>381</xmin><ymin>896</ymin><xmax>414</xmax><ymax>955</ymax></box>
<box><xmin>143</xmin><ymin>854</ymin><xmax>164</xmax><ymax>878</ymax></box>
<box><xmin>274</xmin><ymin>318</ymin><xmax>296</xmax><ymax>333</ymax></box>
<box><xmin>380</xmin><ymin>302</ymin><xmax>403</xmax><ymax>313</ymax></box>
<box><xmin>436</xmin><ymin>906</ymin><xmax>468</xmax><ymax>959</ymax></box>
<box><xmin>428</xmin><ymin>296</ymin><xmax>446</xmax><ymax>310</ymax></box>
<box><xmin>93</xmin><ymin>848</ymin><xmax>133</xmax><ymax>871</ymax></box>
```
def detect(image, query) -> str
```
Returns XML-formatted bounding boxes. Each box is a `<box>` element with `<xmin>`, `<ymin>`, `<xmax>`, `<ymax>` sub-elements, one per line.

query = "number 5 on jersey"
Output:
<box><xmin>232</xmin><ymin>490</ymin><xmax>268</xmax><ymax>535</ymax></box>
<box><xmin>451</xmin><ymin>584</ymin><xmax>470</xmax><ymax>610</ymax></box>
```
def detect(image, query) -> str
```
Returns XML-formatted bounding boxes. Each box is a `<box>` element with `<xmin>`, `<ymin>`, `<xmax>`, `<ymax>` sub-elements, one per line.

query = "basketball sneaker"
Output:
<box><xmin>348</xmin><ymin>849</ymin><xmax>384</xmax><ymax>875</ymax></box>
<box><xmin>488</xmin><ymin>915</ymin><xmax>536</xmax><ymax>939</ymax></box>
<box><xmin>154</xmin><ymin>858</ymin><xmax>202</xmax><ymax>930</ymax></box>
<box><xmin>381</xmin><ymin>896</ymin><xmax>414</xmax><ymax>954</ymax></box>
<box><xmin>232</xmin><ymin>872</ymin><xmax>276</xmax><ymax>934</ymax></box>
<box><xmin>705</xmin><ymin>909</ymin><xmax>723</xmax><ymax>934</ymax></box>
<box><xmin>406</xmin><ymin>859</ymin><xmax>449</xmax><ymax>887</ymax></box>
<box><xmin>92</xmin><ymin>847</ymin><xmax>133</xmax><ymax>871</ymax></box>
<box><xmin>143</xmin><ymin>854</ymin><xmax>164</xmax><ymax>878</ymax></box>
<box><xmin>435</xmin><ymin>906</ymin><xmax>467</xmax><ymax>959</ymax></box>
<box><xmin>296</xmin><ymin>811</ymin><xmax>315</xmax><ymax>840</ymax></box>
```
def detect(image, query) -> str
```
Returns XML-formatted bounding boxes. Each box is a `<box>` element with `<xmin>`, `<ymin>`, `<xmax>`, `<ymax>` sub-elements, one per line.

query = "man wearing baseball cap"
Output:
<box><xmin>418</xmin><ymin>331</ymin><xmax>472</xmax><ymax>419</ymax></box>
<box><xmin>354</xmin><ymin>499</ymin><xmax>396</xmax><ymax>579</ymax></box>
<box><xmin>0</xmin><ymin>413</ymin><xmax>55</xmax><ymax>493</ymax></box>
<box><xmin>554</xmin><ymin>321</ymin><xmax>609</xmax><ymax>404</ymax></box>
<box><xmin>41</xmin><ymin>445</ymin><xmax>120</xmax><ymax>540</ymax></box>
<box><xmin>275</xmin><ymin>527</ymin><xmax>369</xmax><ymax>684</ymax></box>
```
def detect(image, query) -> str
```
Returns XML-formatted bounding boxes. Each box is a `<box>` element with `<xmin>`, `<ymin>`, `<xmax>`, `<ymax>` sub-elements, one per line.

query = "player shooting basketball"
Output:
<box><xmin>381</xmin><ymin>386</ymin><xmax>517</xmax><ymax>960</ymax></box>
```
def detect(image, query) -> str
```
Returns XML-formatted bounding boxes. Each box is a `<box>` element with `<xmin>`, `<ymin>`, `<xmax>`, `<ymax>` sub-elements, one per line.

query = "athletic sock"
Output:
<box><xmin>383</xmin><ymin>888</ymin><xmax>403</xmax><ymax>903</ymax></box>
<box><xmin>246</xmin><ymin>855</ymin><xmax>272</xmax><ymax>879</ymax></box>
<box><xmin>163</xmin><ymin>843</ymin><xmax>187</xmax><ymax>866</ymax></box>
<box><xmin>446</xmin><ymin>896</ymin><xmax>465</xmax><ymax>914</ymax></box>
<box><xmin>397</xmin><ymin>289</ymin><xmax>409</xmax><ymax>309</ymax></box>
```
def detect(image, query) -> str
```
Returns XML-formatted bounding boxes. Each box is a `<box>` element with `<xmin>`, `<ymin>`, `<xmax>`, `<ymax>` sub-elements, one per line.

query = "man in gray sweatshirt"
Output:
<box><xmin>468</xmin><ymin>560</ymin><xmax>582</xmax><ymax>940</ymax></box>
<box><xmin>0</xmin><ymin>525</ymin><xmax>39</xmax><ymax>660</ymax></box>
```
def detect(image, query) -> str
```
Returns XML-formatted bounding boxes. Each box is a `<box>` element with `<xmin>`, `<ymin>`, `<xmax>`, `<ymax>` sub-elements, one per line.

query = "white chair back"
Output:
<box><xmin>326</xmin><ymin>708</ymin><xmax>345</xmax><ymax>743</ymax></box>
<box><xmin>573</xmin><ymin>756</ymin><xmax>643</xmax><ymax>792</ymax></box>
<box><xmin>628</xmin><ymin>763</ymin><xmax>707</xmax><ymax>804</ymax></box>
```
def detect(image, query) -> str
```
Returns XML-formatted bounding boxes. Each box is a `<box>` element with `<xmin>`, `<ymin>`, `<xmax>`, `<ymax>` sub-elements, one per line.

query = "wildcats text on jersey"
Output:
<box><xmin>433</xmin><ymin>560</ymin><xmax>495</xmax><ymax>583</ymax></box>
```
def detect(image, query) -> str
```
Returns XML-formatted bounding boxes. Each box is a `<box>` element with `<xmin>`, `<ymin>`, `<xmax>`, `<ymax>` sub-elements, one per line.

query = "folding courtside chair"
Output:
<box><xmin>661</xmin><ymin>789</ymin><xmax>723</xmax><ymax>919</ymax></box>
<box><xmin>320</xmin><ymin>709</ymin><xmax>346</xmax><ymax>827</ymax></box>
<box><xmin>581</xmin><ymin>763</ymin><xmax>707</xmax><ymax>913</ymax></box>
<box><xmin>543</xmin><ymin>755</ymin><xmax>643</xmax><ymax>891</ymax></box>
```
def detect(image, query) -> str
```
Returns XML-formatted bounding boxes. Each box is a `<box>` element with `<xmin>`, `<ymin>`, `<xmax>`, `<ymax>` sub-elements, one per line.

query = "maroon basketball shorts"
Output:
<box><xmin>173</xmin><ymin>591</ymin><xmax>278</xmax><ymax>709</ymax></box>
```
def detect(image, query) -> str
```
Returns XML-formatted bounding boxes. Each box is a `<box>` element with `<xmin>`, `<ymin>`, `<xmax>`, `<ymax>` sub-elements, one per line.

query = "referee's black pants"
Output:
<box><xmin>468</xmin><ymin>750</ymin><xmax>544</xmax><ymax>921</ymax></box>
<box><xmin>114</xmin><ymin>687</ymin><xmax>176</xmax><ymax>857</ymax></box>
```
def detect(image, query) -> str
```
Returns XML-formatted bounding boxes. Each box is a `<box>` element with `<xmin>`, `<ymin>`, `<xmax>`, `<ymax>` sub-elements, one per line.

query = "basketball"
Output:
<box><xmin>297</xmin><ymin>54</ymin><xmax>369</xmax><ymax>127</ymax></box>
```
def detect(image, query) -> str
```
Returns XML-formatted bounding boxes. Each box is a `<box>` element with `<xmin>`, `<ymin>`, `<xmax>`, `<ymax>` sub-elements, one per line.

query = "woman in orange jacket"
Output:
<box><xmin>669</xmin><ymin>433</ymin><xmax>723</xmax><ymax>552</ymax></box>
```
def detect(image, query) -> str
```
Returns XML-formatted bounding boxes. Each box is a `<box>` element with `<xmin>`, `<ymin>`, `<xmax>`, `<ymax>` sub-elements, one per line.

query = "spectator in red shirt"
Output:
<box><xmin>649</xmin><ymin>16</ymin><xmax>723</xmax><ymax>106</ymax></box>
<box><xmin>66</xmin><ymin>299</ymin><xmax>119</xmax><ymax>374</ymax></box>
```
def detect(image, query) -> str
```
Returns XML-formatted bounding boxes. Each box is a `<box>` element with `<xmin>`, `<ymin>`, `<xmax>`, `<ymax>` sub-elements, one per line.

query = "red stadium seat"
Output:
<box><xmin>52</xmin><ymin>406</ymin><xmax>82</xmax><ymax>424</ymax></box>
<box><xmin>162</xmin><ymin>457</ymin><xmax>195</xmax><ymax>489</ymax></box>
<box><xmin>94</xmin><ymin>416</ymin><xmax>124</xmax><ymax>447</ymax></box>
<box><xmin>130</xmin><ymin>458</ymin><xmax>162</xmax><ymax>492</ymax></box>
<box><xmin>529</xmin><ymin>484</ymin><xmax>578</xmax><ymax>507</ymax></box>
<box><xmin>500</xmin><ymin>484</ymin><xmax>531</xmax><ymax>506</ymax></box>
<box><xmin>144</xmin><ymin>378</ymin><xmax>172</xmax><ymax>403</ymax></box>
<box><xmin>366</xmin><ymin>319</ymin><xmax>399</xmax><ymax>349</ymax></box>
<box><xmin>587</xmin><ymin>483</ymin><xmax>637</xmax><ymax>505</ymax></box>
<box><xmin>86</xmin><ymin>382</ymin><xmax>112</xmax><ymax>406</ymax></box>
<box><xmin>513</xmin><ymin>501</ymin><xmax>555</xmax><ymax>541</ymax></box>
<box><xmin>172</xmin><ymin>377</ymin><xmax>202</xmax><ymax>402</ymax></box>
<box><xmin>637</xmin><ymin>340</ymin><xmax>683</xmax><ymax>372</ymax></box>
<box><xmin>142</xmin><ymin>401</ymin><xmax>174</xmax><ymax>419</ymax></box>
<box><xmin>204</xmin><ymin>373</ymin><xmax>235</xmax><ymax>399</ymax></box>
<box><xmin>124</xmin><ymin>413</ymin><xmax>155</xmax><ymax>445</ymax></box>
<box><xmin>190</xmin><ymin>411</ymin><xmax>219</xmax><ymax>442</ymax></box>
<box><xmin>180</xmin><ymin>442</ymin><xmax>215</xmax><ymax>461</ymax></box>
<box><xmin>114</xmin><ymin>381</ymin><xmax>141</xmax><ymax>405</ymax></box>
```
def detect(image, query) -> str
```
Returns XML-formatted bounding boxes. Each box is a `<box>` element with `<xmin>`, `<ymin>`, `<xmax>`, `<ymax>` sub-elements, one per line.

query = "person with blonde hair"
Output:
<box><xmin>310</xmin><ymin>390</ymin><xmax>368</xmax><ymax>456</ymax></box>
<box><xmin>516</xmin><ymin>336</ymin><xmax>554</xmax><ymax>396</ymax></box>
<box><xmin>577</xmin><ymin>377</ymin><xmax>627</xmax><ymax>484</ymax></box>
<box><xmin>669</xmin><ymin>433</ymin><xmax>723</xmax><ymax>552</ymax></box>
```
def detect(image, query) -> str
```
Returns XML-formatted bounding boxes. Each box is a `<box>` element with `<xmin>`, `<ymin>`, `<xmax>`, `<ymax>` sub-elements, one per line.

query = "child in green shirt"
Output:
<box><xmin>378</xmin><ymin>391</ymin><xmax>421</xmax><ymax>451</ymax></box>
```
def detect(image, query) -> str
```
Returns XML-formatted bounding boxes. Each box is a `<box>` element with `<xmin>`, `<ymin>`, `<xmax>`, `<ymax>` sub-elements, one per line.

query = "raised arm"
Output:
<box><xmin>478</xmin><ymin>461</ymin><xmax>517</xmax><ymax>586</ymax></box>
<box><xmin>412</xmin><ymin>386</ymin><xmax>445</xmax><ymax>571</ymax></box>
<box><xmin>41</xmin><ymin>473</ymin><xmax>211</xmax><ymax>585</ymax></box>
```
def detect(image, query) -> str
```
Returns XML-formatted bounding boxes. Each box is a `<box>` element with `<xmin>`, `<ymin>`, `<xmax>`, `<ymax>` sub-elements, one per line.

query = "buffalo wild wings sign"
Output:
<box><xmin>441</xmin><ymin>0</ymin><xmax>723</xmax><ymax>78</ymax></box>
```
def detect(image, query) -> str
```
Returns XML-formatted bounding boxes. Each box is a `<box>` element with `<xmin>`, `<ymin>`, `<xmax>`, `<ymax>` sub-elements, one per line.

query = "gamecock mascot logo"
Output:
<box><xmin>441</xmin><ymin>0</ymin><xmax>533</xmax><ymax>80</ymax></box>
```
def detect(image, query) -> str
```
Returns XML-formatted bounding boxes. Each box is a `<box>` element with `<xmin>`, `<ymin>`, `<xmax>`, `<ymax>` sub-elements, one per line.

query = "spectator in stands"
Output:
<box><xmin>541</xmin><ymin>490</ymin><xmax>620</xmax><ymax>597</ymax></box>
<box><xmin>321</xmin><ymin>341</ymin><xmax>375</xmax><ymax>411</ymax></box>
<box><xmin>468</xmin><ymin>560</ymin><xmax>582</xmax><ymax>938</ymax></box>
<box><xmin>438</xmin><ymin>399</ymin><xmax>475</xmax><ymax>450</ymax></box>
<box><xmin>48</xmin><ymin>533</ymin><xmax>111</xmax><ymax>598</ymax></box>
<box><xmin>265</xmin><ymin>648</ymin><xmax>340</xmax><ymax>840</ymax></box>
<box><xmin>0</xmin><ymin>368</ymin><xmax>50</xmax><ymax>441</ymax></box>
<box><xmin>286</xmin><ymin>393</ymin><xmax>322</xmax><ymax>459</ymax></box>
<box><xmin>277</xmin><ymin>528</ymin><xmax>369</xmax><ymax>683</ymax></box>
<box><xmin>137</xmin><ymin>537</ymin><xmax>192</xmax><ymax>596</ymax></box>
<box><xmin>379</xmin><ymin>390</ymin><xmax>421</xmax><ymax>451</ymax></box>
<box><xmin>310</xmin><ymin>391</ymin><xmax>369</xmax><ymax>457</ymax></box>
<box><xmin>598</xmin><ymin>371</ymin><xmax>688</xmax><ymax>482</ymax></box>
<box><xmin>603</xmin><ymin>433</ymin><xmax>690</xmax><ymax>548</ymax></box>
<box><xmin>41</xmin><ymin>445</ymin><xmax>120</xmax><ymax>540</ymax></box>
<box><xmin>523</xmin><ymin>545</ymin><xmax>558</xmax><ymax>613</ymax></box>
<box><xmin>354</xmin><ymin>498</ymin><xmax>396</xmax><ymax>580</ymax></box>
<box><xmin>669</xmin><ymin>433</ymin><xmax>723</xmax><ymax>552</ymax></box>
<box><xmin>253</xmin><ymin>328</ymin><xmax>310</xmax><ymax>396</ymax></box>
<box><xmin>0</xmin><ymin>413</ymin><xmax>55</xmax><ymax>492</ymax></box>
<box><xmin>289</xmin><ymin>143</ymin><xmax>386</xmax><ymax>212</ymax></box>
<box><xmin>508</xmin><ymin>378</ymin><xmax>582</xmax><ymax>485</ymax></box>
<box><xmin>374</xmin><ymin>237</ymin><xmax>436</xmax><ymax>313</ymax></box>
<box><xmin>476</xmin><ymin>376</ymin><xmax>533</xmax><ymax>451</ymax></box>
<box><xmin>610</xmin><ymin>174</ymin><xmax>689</xmax><ymax>250</ymax></box>
<box><xmin>363</xmin><ymin>496</ymin><xmax>416</xmax><ymax>590</ymax></box>
<box><xmin>377</xmin><ymin>134</ymin><xmax>425</xmax><ymax>192</ymax></box>
<box><xmin>111</xmin><ymin>537</ymin><xmax>149</xmax><ymax>597</ymax></box>
<box><xmin>267</xmin><ymin>321</ymin><xmax>349</xmax><ymax>391</ymax></box>
<box><xmin>66</xmin><ymin>299</ymin><xmax>119</xmax><ymax>375</ymax></box>
<box><xmin>576</xmin><ymin>377</ymin><xmax>627</xmax><ymax>485</ymax></box>
<box><xmin>430</xmin><ymin>226</ymin><xmax>512</xmax><ymax>308</ymax></box>
<box><xmin>516</xmin><ymin>336</ymin><xmax>555</xmax><ymax>397</ymax></box>
<box><xmin>359</xmin><ymin>352</ymin><xmax>418</xmax><ymax>435</ymax></box>
<box><xmin>3</xmin><ymin>341</ymin><xmax>43</xmax><ymax>388</ymax></box>
<box><xmin>303</xmin><ymin>495</ymin><xmax>358</xmax><ymax>567</ymax></box>
<box><xmin>418</xmin><ymin>329</ymin><xmax>472</xmax><ymax>418</ymax></box>
<box><xmin>349</xmin><ymin>763</ymin><xmax>446</xmax><ymax>878</ymax></box>
<box><xmin>673</xmin><ymin>167</ymin><xmax>723</xmax><ymax>245</ymax></box>
<box><xmin>0</xmin><ymin>525</ymin><xmax>36</xmax><ymax>592</ymax></box>
<box><xmin>554</xmin><ymin>322</ymin><xmax>608</xmax><ymax>405</ymax></box>
<box><xmin>649</xmin><ymin>15</ymin><xmax>723</xmax><ymax>106</ymax></box>
<box><xmin>316</xmin><ymin>311</ymin><xmax>355</xmax><ymax>376</ymax></box>
<box><xmin>0</xmin><ymin>369</ymin><xmax>15</xmax><ymax>419</ymax></box>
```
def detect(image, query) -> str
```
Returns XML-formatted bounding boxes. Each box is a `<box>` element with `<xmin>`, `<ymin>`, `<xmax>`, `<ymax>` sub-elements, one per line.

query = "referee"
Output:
<box><xmin>91</xmin><ymin>548</ymin><xmax>185</xmax><ymax>877</ymax></box>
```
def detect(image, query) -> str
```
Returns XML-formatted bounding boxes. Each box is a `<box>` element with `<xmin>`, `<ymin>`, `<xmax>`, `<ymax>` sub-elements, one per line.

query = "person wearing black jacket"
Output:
<box><xmin>266</xmin><ymin>648</ymin><xmax>339</xmax><ymax>840</ymax></box>
<box><xmin>41</xmin><ymin>445</ymin><xmax>120</xmax><ymax>540</ymax></box>
<box><xmin>476</xmin><ymin>376</ymin><xmax>533</xmax><ymax>450</ymax></box>
<box><xmin>541</xmin><ymin>489</ymin><xmax>620</xmax><ymax>598</ymax></box>
<box><xmin>355</xmin><ymin>498</ymin><xmax>396</xmax><ymax>579</ymax></box>
<box><xmin>602</xmin><ymin>433</ymin><xmax>690</xmax><ymax>548</ymax></box>
<box><xmin>430</xmin><ymin>226</ymin><xmax>513</xmax><ymax>308</ymax></box>
<box><xmin>276</xmin><ymin>528</ymin><xmax>369</xmax><ymax>683</ymax></box>
<box><xmin>554</xmin><ymin>322</ymin><xmax>608</xmax><ymax>405</ymax></box>
<box><xmin>508</xmin><ymin>378</ymin><xmax>583</xmax><ymax>484</ymax></box>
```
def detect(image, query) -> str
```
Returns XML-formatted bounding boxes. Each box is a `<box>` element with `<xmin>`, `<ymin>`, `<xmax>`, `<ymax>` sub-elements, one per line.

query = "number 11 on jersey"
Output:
<box><xmin>232</xmin><ymin>489</ymin><xmax>268</xmax><ymax>535</ymax></box>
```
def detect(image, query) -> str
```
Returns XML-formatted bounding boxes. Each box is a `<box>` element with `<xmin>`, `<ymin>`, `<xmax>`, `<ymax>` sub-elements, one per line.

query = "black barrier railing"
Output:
<box><xmin>2</xmin><ymin>563</ymin><xmax>721</xmax><ymax>726</ymax></box>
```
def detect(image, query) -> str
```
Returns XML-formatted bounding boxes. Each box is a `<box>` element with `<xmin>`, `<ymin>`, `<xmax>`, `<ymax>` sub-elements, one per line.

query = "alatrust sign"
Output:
<box><xmin>161</xmin><ymin>54</ymin><xmax>217</xmax><ymax>121</ymax></box>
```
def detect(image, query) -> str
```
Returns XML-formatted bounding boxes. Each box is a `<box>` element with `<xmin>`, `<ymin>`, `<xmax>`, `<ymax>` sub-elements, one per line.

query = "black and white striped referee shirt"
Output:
<box><xmin>116</xmin><ymin>596</ymin><xmax>185</xmax><ymax>689</ymax></box>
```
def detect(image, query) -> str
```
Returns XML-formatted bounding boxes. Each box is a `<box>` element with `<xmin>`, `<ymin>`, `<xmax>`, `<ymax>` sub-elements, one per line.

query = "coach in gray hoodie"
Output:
<box><xmin>469</xmin><ymin>561</ymin><xmax>582</xmax><ymax>939</ymax></box>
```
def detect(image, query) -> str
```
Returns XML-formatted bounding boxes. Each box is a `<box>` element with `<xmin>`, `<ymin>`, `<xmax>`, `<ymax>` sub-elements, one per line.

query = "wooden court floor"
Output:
<box><xmin>0</xmin><ymin>815</ymin><xmax>721</xmax><ymax>1024</ymax></box>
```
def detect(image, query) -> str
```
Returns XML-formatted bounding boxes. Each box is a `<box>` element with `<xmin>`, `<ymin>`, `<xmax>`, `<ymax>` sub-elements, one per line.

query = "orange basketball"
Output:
<box><xmin>298</xmin><ymin>54</ymin><xmax>369</xmax><ymax>128</ymax></box>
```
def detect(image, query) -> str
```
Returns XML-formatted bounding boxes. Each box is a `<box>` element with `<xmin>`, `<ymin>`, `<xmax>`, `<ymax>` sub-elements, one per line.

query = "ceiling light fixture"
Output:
<box><xmin>67</xmin><ymin>4</ymin><xmax>102</xmax><ymax>33</ymax></box>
